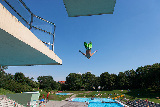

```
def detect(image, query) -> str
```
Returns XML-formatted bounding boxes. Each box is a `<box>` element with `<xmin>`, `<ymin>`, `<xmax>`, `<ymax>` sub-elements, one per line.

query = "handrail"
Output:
<box><xmin>2</xmin><ymin>0</ymin><xmax>56</xmax><ymax>51</ymax></box>
<box><xmin>3</xmin><ymin>0</ymin><xmax>29</xmax><ymax>24</ymax></box>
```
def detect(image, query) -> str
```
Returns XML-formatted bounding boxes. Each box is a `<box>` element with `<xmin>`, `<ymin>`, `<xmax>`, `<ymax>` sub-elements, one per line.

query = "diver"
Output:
<box><xmin>79</xmin><ymin>41</ymin><xmax>97</xmax><ymax>59</ymax></box>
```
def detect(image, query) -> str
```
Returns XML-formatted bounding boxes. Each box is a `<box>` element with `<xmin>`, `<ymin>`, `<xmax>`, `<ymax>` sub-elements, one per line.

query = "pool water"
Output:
<box><xmin>72</xmin><ymin>98</ymin><xmax>123</xmax><ymax>107</ymax></box>
<box><xmin>56</xmin><ymin>93</ymin><xmax>70</xmax><ymax>95</ymax></box>
<box><xmin>72</xmin><ymin>98</ymin><xmax>115</xmax><ymax>102</ymax></box>
<box><xmin>89</xmin><ymin>103</ymin><xmax>123</xmax><ymax>107</ymax></box>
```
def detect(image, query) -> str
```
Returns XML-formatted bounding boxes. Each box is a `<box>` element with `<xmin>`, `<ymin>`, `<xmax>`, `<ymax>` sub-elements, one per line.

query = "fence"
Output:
<box><xmin>0</xmin><ymin>0</ymin><xmax>56</xmax><ymax>51</ymax></box>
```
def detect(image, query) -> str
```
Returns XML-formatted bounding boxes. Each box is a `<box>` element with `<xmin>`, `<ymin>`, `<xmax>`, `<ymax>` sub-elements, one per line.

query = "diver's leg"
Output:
<box><xmin>91</xmin><ymin>50</ymin><xmax>97</xmax><ymax>56</ymax></box>
<box><xmin>79</xmin><ymin>50</ymin><xmax>86</xmax><ymax>56</ymax></box>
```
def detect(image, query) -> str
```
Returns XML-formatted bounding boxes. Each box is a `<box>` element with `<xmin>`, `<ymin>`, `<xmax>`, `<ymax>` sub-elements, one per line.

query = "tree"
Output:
<box><xmin>0</xmin><ymin>66</ymin><xmax>8</xmax><ymax>88</ymax></box>
<box><xmin>128</xmin><ymin>69</ymin><xmax>136</xmax><ymax>89</ymax></box>
<box><xmin>14</xmin><ymin>72</ymin><xmax>26</xmax><ymax>84</ymax></box>
<box><xmin>66</xmin><ymin>73</ymin><xmax>82</xmax><ymax>90</ymax></box>
<box><xmin>109</xmin><ymin>74</ymin><xmax>117</xmax><ymax>90</ymax></box>
<box><xmin>51</xmin><ymin>81</ymin><xmax>59</xmax><ymax>90</ymax></box>
<box><xmin>117</xmin><ymin>72</ymin><xmax>127</xmax><ymax>89</ymax></box>
<box><xmin>100</xmin><ymin>72</ymin><xmax>110</xmax><ymax>90</ymax></box>
<box><xmin>149</xmin><ymin>63</ymin><xmax>160</xmax><ymax>91</ymax></box>
<box><xmin>135</xmin><ymin>65</ymin><xmax>151</xmax><ymax>89</ymax></box>
<box><xmin>37</xmin><ymin>76</ymin><xmax>56</xmax><ymax>91</ymax></box>
<box><xmin>0</xmin><ymin>66</ymin><xmax>8</xmax><ymax>72</ymax></box>
<box><xmin>82</xmin><ymin>72</ymin><xmax>96</xmax><ymax>90</ymax></box>
<box><xmin>94</xmin><ymin>77</ymin><xmax>101</xmax><ymax>90</ymax></box>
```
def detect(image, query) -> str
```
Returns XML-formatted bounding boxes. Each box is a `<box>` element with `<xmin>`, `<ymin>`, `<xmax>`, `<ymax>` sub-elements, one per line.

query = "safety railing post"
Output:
<box><xmin>52</xmin><ymin>25</ymin><xmax>56</xmax><ymax>51</ymax></box>
<box><xmin>29</xmin><ymin>13</ymin><xmax>33</xmax><ymax>30</ymax></box>
<box><xmin>52</xmin><ymin>37</ymin><xmax>54</xmax><ymax>51</ymax></box>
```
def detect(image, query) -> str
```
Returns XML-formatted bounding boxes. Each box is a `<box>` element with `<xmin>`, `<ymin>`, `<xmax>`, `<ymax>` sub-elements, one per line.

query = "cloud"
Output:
<box><xmin>77</xmin><ymin>72</ymin><xmax>82</xmax><ymax>75</ymax></box>
<box><xmin>86</xmin><ymin>71</ymin><xmax>92</xmax><ymax>73</ymax></box>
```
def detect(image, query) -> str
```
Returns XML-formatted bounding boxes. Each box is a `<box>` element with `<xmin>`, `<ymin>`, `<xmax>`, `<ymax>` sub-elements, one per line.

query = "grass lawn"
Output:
<box><xmin>123</xmin><ymin>89</ymin><xmax>160</xmax><ymax>103</ymax></box>
<box><xmin>0</xmin><ymin>88</ymin><xmax>160</xmax><ymax>103</ymax></box>
<box><xmin>48</xmin><ymin>94</ymin><xmax>72</xmax><ymax>101</ymax></box>
<box><xmin>25</xmin><ymin>89</ymin><xmax>160</xmax><ymax>103</ymax></box>
<box><xmin>0</xmin><ymin>88</ymin><xmax>15</xmax><ymax>95</ymax></box>
<box><xmin>74</xmin><ymin>89</ymin><xmax>160</xmax><ymax>103</ymax></box>
<box><xmin>33</xmin><ymin>88</ymin><xmax>73</xmax><ymax>101</ymax></box>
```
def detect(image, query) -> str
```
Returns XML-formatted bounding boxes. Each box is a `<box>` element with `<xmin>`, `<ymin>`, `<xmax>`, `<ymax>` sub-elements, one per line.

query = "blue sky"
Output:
<box><xmin>5</xmin><ymin>0</ymin><xmax>160</xmax><ymax>81</ymax></box>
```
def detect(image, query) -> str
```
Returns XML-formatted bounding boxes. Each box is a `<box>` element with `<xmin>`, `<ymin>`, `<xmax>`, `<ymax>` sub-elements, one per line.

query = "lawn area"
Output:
<box><xmin>74</xmin><ymin>89</ymin><xmax>160</xmax><ymax>103</ymax></box>
<box><xmin>0</xmin><ymin>88</ymin><xmax>160</xmax><ymax>103</ymax></box>
<box><xmin>123</xmin><ymin>89</ymin><xmax>160</xmax><ymax>103</ymax></box>
<box><xmin>0</xmin><ymin>88</ymin><xmax>15</xmax><ymax>95</ymax></box>
<box><xmin>33</xmin><ymin>88</ymin><xmax>73</xmax><ymax>101</ymax></box>
<box><xmin>19</xmin><ymin>89</ymin><xmax>160</xmax><ymax>103</ymax></box>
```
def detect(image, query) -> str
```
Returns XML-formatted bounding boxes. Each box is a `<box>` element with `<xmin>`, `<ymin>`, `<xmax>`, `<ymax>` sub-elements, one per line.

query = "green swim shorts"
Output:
<box><xmin>84</xmin><ymin>42</ymin><xmax>92</xmax><ymax>50</ymax></box>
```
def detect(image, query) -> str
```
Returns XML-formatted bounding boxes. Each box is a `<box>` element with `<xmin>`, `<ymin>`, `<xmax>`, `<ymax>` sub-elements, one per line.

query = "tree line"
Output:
<box><xmin>63</xmin><ymin>63</ymin><xmax>160</xmax><ymax>91</ymax></box>
<box><xmin>0</xmin><ymin>66</ymin><xmax>60</xmax><ymax>92</ymax></box>
<box><xmin>0</xmin><ymin>66</ymin><xmax>38</xmax><ymax>92</ymax></box>
<box><xmin>0</xmin><ymin>63</ymin><xmax>160</xmax><ymax>92</ymax></box>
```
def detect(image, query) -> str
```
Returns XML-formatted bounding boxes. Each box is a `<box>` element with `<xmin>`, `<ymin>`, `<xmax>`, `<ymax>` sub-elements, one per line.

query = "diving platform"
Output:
<box><xmin>0</xmin><ymin>3</ymin><xmax>62</xmax><ymax>66</ymax></box>
<box><xmin>63</xmin><ymin>0</ymin><xmax>116</xmax><ymax>17</ymax></box>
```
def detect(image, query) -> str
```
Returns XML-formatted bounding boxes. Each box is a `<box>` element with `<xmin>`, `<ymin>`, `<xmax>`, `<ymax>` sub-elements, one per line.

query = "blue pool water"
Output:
<box><xmin>56</xmin><ymin>93</ymin><xmax>70</xmax><ymax>95</ymax></box>
<box><xmin>72</xmin><ymin>98</ymin><xmax>123</xmax><ymax>107</ymax></box>
<box><xmin>72</xmin><ymin>98</ymin><xmax>115</xmax><ymax>102</ymax></box>
<box><xmin>89</xmin><ymin>103</ymin><xmax>123</xmax><ymax>107</ymax></box>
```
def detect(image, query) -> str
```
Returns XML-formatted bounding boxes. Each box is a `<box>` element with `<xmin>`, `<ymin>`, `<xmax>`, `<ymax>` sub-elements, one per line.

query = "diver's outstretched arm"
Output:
<box><xmin>91</xmin><ymin>50</ymin><xmax>97</xmax><ymax>56</ymax></box>
<box><xmin>79</xmin><ymin>50</ymin><xmax>86</xmax><ymax>56</ymax></box>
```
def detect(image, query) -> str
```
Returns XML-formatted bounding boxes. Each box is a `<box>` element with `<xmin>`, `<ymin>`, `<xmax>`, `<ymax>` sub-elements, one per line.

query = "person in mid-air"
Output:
<box><xmin>79</xmin><ymin>41</ymin><xmax>97</xmax><ymax>59</ymax></box>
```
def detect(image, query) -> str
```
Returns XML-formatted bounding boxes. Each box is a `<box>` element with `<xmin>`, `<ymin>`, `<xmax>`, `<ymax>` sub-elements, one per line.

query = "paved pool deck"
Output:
<box><xmin>44</xmin><ymin>101</ymin><xmax>88</xmax><ymax>107</ymax></box>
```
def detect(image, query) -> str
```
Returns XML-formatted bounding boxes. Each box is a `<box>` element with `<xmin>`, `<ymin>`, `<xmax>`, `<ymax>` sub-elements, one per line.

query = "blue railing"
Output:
<box><xmin>1</xmin><ymin>0</ymin><xmax>56</xmax><ymax>51</ymax></box>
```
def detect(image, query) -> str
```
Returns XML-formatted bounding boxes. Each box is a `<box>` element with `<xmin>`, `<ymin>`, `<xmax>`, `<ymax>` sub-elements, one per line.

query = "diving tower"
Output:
<box><xmin>63</xmin><ymin>0</ymin><xmax>116</xmax><ymax>17</ymax></box>
<box><xmin>0</xmin><ymin>3</ymin><xmax>62</xmax><ymax>66</ymax></box>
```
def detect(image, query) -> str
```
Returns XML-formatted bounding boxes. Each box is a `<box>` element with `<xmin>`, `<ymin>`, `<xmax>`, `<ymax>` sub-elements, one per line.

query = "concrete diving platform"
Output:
<box><xmin>63</xmin><ymin>0</ymin><xmax>116</xmax><ymax>17</ymax></box>
<box><xmin>0</xmin><ymin>3</ymin><xmax>62</xmax><ymax>66</ymax></box>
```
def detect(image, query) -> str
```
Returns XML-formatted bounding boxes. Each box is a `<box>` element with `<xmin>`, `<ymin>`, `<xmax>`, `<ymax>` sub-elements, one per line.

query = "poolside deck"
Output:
<box><xmin>65</xmin><ymin>94</ymin><xmax>77</xmax><ymax>101</ymax></box>
<box><xmin>44</xmin><ymin>101</ymin><xmax>88</xmax><ymax>107</ymax></box>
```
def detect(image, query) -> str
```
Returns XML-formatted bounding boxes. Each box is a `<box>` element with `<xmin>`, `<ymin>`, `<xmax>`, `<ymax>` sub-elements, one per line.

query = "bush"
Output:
<box><xmin>44</xmin><ymin>87</ymin><xmax>52</xmax><ymax>93</ymax></box>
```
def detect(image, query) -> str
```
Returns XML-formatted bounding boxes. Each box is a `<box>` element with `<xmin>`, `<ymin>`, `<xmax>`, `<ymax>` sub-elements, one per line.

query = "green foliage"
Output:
<box><xmin>44</xmin><ymin>87</ymin><xmax>52</xmax><ymax>93</ymax></box>
<box><xmin>100</xmin><ymin>72</ymin><xmax>110</xmax><ymax>90</ymax></box>
<box><xmin>66</xmin><ymin>73</ymin><xmax>82</xmax><ymax>90</ymax></box>
<box><xmin>63</xmin><ymin>63</ymin><xmax>160</xmax><ymax>91</ymax></box>
<box><xmin>14</xmin><ymin>72</ymin><xmax>26</xmax><ymax>84</ymax></box>
<box><xmin>1</xmin><ymin>63</ymin><xmax>160</xmax><ymax>95</ymax></box>
<box><xmin>117</xmin><ymin>72</ymin><xmax>127</xmax><ymax>89</ymax></box>
<box><xmin>94</xmin><ymin>77</ymin><xmax>101</xmax><ymax>90</ymax></box>
<box><xmin>82</xmin><ymin>72</ymin><xmax>96</xmax><ymax>91</ymax></box>
<box><xmin>0</xmin><ymin>66</ymin><xmax>39</xmax><ymax>93</ymax></box>
<box><xmin>37</xmin><ymin>76</ymin><xmax>58</xmax><ymax>91</ymax></box>
<box><xmin>0</xmin><ymin>88</ymin><xmax>15</xmax><ymax>95</ymax></box>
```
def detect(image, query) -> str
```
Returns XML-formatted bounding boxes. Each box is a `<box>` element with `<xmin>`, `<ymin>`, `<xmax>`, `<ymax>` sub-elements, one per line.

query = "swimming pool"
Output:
<box><xmin>56</xmin><ymin>93</ymin><xmax>70</xmax><ymax>95</ymax></box>
<box><xmin>72</xmin><ymin>98</ymin><xmax>115</xmax><ymax>102</ymax></box>
<box><xmin>89</xmin><ymin>103</ymin><xmax>123</xmax><ymax>107</ymax></box>
<box><xmin>71</xmin><ymin>98</ymin><xmax>124</xmax><ymax>107</ymax></box>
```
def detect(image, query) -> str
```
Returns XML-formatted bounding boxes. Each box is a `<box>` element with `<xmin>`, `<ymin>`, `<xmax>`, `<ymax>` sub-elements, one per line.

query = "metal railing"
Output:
<box><xmin>1</xmin><ymin>0</ymin><xmax>56</xmax><ymax>51</ymax></box>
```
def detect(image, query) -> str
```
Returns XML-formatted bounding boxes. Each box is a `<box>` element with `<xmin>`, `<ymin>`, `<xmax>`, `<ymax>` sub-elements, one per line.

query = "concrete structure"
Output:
<box><xmin>45</xmin><ymin>101</ymin><xmax>88</xmax><ymax>107</ymax></box>
<box><xmin>0</xmin><ymin>97</ymin><xmax>19</xmax><ymax>107</ymax></box>
<box><xmin>6</xmin><ymin>91</ymin><xmax>40</xmax><ymax>107</ymax></box>
<box><xmin>0</xmin><ymin>3</ymin><xmax>62</xmax><ymax>66</ymax></box>
<box><xmin>63</xmin><ymin>0</ymin><xmax>116</xmax><ymax>17</ymax></box>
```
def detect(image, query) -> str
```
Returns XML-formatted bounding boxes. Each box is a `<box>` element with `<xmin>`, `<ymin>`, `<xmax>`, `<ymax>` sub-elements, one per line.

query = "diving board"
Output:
<box><xmin>0</xmin><ymin>3</ymin><xmax>62</xmax><ymax>66</ymax></box>
<box><xmin>63</xmin><ymin>0</ymin><xmax>116</xmax><ymax>17</ymax></box>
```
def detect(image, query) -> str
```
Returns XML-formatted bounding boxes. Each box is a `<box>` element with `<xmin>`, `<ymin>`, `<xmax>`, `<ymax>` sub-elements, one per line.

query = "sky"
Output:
<box><xmin>5</xmin><ymin>0</ymin><xmax>160</xmax><ymax>82</ymax></box>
